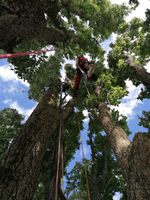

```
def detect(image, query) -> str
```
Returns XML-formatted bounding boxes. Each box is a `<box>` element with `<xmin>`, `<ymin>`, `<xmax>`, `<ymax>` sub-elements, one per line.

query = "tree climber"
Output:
<box><xmin>62</xmin><ymin>56</ymin><xmax>94</xmax><ymax>95</ymax></box>
<box><xmin>73</xmin><ymin>55</ymin><xmax>94</xmax><ymax>95</ymax></box>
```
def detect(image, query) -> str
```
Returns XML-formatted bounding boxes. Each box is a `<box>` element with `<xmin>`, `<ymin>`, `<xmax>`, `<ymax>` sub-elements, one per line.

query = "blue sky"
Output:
<box><xmin>0</xmin><ymin>0</ymin><xmax>150</xmax><ymax>199</ymax></box>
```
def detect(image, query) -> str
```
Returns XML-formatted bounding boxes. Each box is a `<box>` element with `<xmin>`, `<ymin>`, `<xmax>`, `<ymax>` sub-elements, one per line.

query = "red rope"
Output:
<box><xmin>0</xmin><ymin>48</ymin><xmax>54</xmax><ymax>59</ymax></box>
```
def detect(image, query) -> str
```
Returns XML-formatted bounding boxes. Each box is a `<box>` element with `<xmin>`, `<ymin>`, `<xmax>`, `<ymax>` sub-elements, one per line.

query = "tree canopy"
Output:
<box><xmin>0</xmin><ymin>0</ymin><xmax>150</xmax><ymax>200</ymax></box>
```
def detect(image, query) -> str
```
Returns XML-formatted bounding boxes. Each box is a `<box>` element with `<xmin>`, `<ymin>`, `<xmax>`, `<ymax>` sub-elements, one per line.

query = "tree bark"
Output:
<box><xmin>0</xmin><ymin>80</ymin><xmax>74</xmax><ymax>200</ymax></box>
<box><xmin>98</xmin><ymin>103</ymin><xmax>150</xmax><ymax>200</ymax></box>
<box><xmin>0</xmin><ymin>86</ymin><xmax>59</xmax><ymax>200</ymax></box>
<box><xmin>0</xmin><ymin>1</ymin><xmax>68</xmax><ymax>51</ymax></box>
<box><xmin>127</xmin><ymin>133</ymin><xmax>150</xmax><ymax>200</ymax></box>
<box><xmin>0</xmin><ymin>84</ymin><xmax>73</xmax><ymax>200</ymax></box>
<box><xmin>98</xmin><ymin>103</ymin><xmax>131</xmax><ymax>177</ymax></box>
<box><xmin>127</xmin><ymin>55</ymin><xmax>150</xmax><ymax>86</ymax></box>
<box><xmin>0</xmin><ymin>14</ymin><xmax>67</xmax><ymax>51</ymax></box>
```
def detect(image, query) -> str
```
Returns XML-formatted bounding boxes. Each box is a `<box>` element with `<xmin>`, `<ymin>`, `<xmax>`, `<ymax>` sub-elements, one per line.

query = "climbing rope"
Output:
<box><xmin>54</xmin><ymin>86</ymin><xmax>65</xmax><ymax>200</ymax></box>
<box><xmin>0</xmin><ymin>47</ymin><xmax>54</xmax><ymax>59</ymax></box>
<box><xmin>54</xmin><ymin>109</ymin><xmax>63</xmax><ymax>200</ymax></box>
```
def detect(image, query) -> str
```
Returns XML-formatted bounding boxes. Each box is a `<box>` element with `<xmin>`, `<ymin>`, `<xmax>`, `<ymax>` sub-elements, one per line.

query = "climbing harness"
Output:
<box><xmin>0</xmin><ymin>47</ymin><xmax>54</xmax><ymax>59</ymax></box>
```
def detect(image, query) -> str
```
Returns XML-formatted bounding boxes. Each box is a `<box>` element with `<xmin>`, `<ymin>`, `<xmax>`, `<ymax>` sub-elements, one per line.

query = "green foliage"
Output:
<box><xmin>29</xmin><ymin>54</ymin><xmax>62</xmax><ymax>101</ymax></box>
<box><xmin>59</xmin><ymin>0</ymin><xmax>129</xmax><ymax>60</ymax></box>
<box><xmin>144</xmin><ymin>9</ymin><xmax>150</xmax><ymax>31</ymax></box>
<box><xmin>66</xmin><ymin>160</ymin><xmax>91</xmax><ymax>200</ymax></box>
<box><xmin>96</xmin><ymin>72</ymin><xmax>127</xmax><ymax>105</ymax></box>
<box><xmin>69</xmin><ymin>0</ymin><xmax>128</xmax><ymax>39</ymax></box>
<box><xmin>65</xmin><ymin>63</ymin><xmax>76</xmax><ymax>80</ymax></box>
<box><xmin>111</xmin><ymin>110</ymin><xmax>131</xmax><ymax>135</ymax></box>
<box><xmin>129</xmin><ymin>0</ymin><xmax>139</xmax><ymax>7</ymax></box>
<box><xmin>66</xmin><ymin>135</ymin><xmax>127</xmax><ymax>200</ymax></box>
<box><xmin>108</xmin><ymin>17</ymin><xmax>150</xmax><ymax>98</ymax></box>
<box><xmin>139</xmin><ymin>111</ymin><xmax>150</xmax><ymax>131</ymax></box>
<box><xmin>64</xmin><ymin>111</ymin><xmax>84</xmax><ymax>166</ymax></box>
<box><xmin>9</xmin><ymin>40</ymin><xmax>48</xmax><ymax>81</ymax></box>
<box><xmin>0</xmin><ymin>108</ymin><xmax>23</xmax><ymax>158</ymax></box>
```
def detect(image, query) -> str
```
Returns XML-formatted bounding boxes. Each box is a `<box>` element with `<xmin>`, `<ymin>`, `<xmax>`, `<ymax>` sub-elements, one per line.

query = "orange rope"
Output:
<box><xmin>54</xmin><ymin>113</ymin><xmax>62</xmax><ymax>200</ymax></box>
<box><xmin>55</xmin><ymin>120</ymin><xmax>61</xmax><ymax>200</ymax></box>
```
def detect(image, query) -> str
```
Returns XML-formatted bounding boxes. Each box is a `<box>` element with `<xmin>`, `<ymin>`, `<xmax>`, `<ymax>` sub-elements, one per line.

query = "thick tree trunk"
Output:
<box><xmin>98</xmin><ymin>103</ymin><xmax>131</xmax><ymax>177</ymax></box>
<box><xmin>0</xmin><ymin>87</ymin><xmax>59</xmax><ymax>200</ymax></box>
<box><xmin>0</xmin><ymin>84</ymin><xmax>73</xmax><ymax>200</ymax></box>
<box><xmin>98</xmin><ymin>103</ymin><xmax>150</xmax><ymax>200</ymax></box>
<box><xmin>127</xmin><ymin>133</ymin><xmax>150</xmax><ymax>200</ymax></box>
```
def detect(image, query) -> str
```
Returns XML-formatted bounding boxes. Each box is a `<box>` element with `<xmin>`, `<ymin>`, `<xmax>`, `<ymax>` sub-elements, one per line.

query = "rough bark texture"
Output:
<box><xmin>127</xmin><ymin>133</ymin><xmax>150</xmax><ymax>200</ymax></box>
<box><xmin>128</xmin><ymin>55</ymin><xmax>150</xmax><ymax>86</ymax></box>
<box><xmin>0</xmin><ymin>1</ymin><xmax>69</xmax><ymax>51</ymax></box>
<box><xmin>0</xmin><ymin>85</ymin><xmax>74</xmax><ymax>200</ymax></box>
<box><xmin>98</xmin><ymin>103</ymin><xmax>131</xmax><ymax>177</ymax></box>
<box><xmin>0</xmin><ymin>86</ymin><xmax>60</xmax><ymax>200</ymax></box>
<box><xmin>98</xmin><ymin>103</ymin><xmax>150</xmax><ymax>199</ymax></box>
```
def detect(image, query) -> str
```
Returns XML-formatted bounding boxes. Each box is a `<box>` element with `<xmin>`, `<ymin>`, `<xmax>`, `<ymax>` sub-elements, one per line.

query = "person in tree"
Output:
<box><xmin>73</xmin><ymin>56</ymin><xmax>94</xmax><ymax>95</ymax></box>
<box><xmin>62</xmin><ymin>56</ymin><xmax>94</xmax><ymax>95</ymax></box>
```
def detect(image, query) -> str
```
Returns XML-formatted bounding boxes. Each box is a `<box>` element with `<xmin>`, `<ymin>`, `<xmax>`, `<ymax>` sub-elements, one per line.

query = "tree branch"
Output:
<box><xmin>127</xmin><ymin>55</ymin><xmax>150</xmax><ymax>86</ymax></box>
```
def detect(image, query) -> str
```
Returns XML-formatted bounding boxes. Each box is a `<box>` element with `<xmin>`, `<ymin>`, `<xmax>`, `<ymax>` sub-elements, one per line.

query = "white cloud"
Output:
<box><xmin>0</xmin><ymin>65</ymin><xmax>29</xmax><ymax>87</ymax></box>
<box><xmin>111</xmin><ymin>80</ymin><xmax>143</xmax><ymax>119</ymax></box>
<box><xmin>126</xmin><ymin>0</ymin><xmax>150</xmax><ymax>21</ymax></box>
<box><xmin>144</xmin><ymin>62</ymin><xmax>150</xmax><ymax>73</ymax></box>
<box><xmin>111</xmin><ymin>0</ymin><xmax>150</xmax><ymax>21</ymax></box>
<box><xmin>2</xmin><ymin>83</ymin><xmax>26</xmax><ymax>94</ymax></box>
<box><xmin>83</xmin><ymin>110</ymin><xmax>90</xmax><ymax>123</ymax></box>
<box><xmin>101</xmin><ymin>33</ymin><xmax>117</xmax><ymax>53</ymax></box>
<box><xmin>113</xmin><ymin>192</ymin><xmax>123</xmax><ymax>200</ymax></box>
<box><xmin>111</xmin><ymin>0</ymin><xmax>129</xmax><ymax>4</ymax></box>
<box><xmin>83</xmin><ymin>110</ymin><xmax>88</xmax><ymax>117</ymax></box>
<box><xmin>3</xmin><ymin>99</ymin><xmax>36</xmax><ymax>121</ymax></box>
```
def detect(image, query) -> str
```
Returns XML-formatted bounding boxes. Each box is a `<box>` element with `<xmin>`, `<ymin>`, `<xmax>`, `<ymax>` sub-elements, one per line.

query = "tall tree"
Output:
<box><xmin>0</xmin><ymin>0</ymin><xmax>150</xmax><ymax>200</ymax></box>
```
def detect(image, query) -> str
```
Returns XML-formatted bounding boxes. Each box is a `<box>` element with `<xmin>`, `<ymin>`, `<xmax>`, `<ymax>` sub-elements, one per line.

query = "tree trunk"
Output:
<box><xmin>0</xmin><ymin>84</ymin><xmax>73</xmax><ymax>200</ymax></box>
<box><xmin>0</xmin><ymin>86</ymin><xmax>74</xmax><ymax>200</ymax></box>
<box><xmin>98</xmin><ymin>103</ymin><xmax>150</xmax><ymax>200</ymax></box>
<box><xmin>98</xmin><ymin>103</ymin><xmax>131</xmax><ymax>177</ymax></box>
<box><xmin>0</xmin><ymin>86</ymin><xmax>59</xmax><ymax>200</ymax></box>
<box><xmin>127</xmin><ymin>133</ymin><xmax>150</xmax><ymax>200</ymax></box>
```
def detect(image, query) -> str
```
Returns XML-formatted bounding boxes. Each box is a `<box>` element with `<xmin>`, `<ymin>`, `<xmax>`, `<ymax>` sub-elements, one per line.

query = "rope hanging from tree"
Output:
<box><xmin>54</xmin><ymin>85</ymin><xmax>66</xmax><ymax>200</ymax></box>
